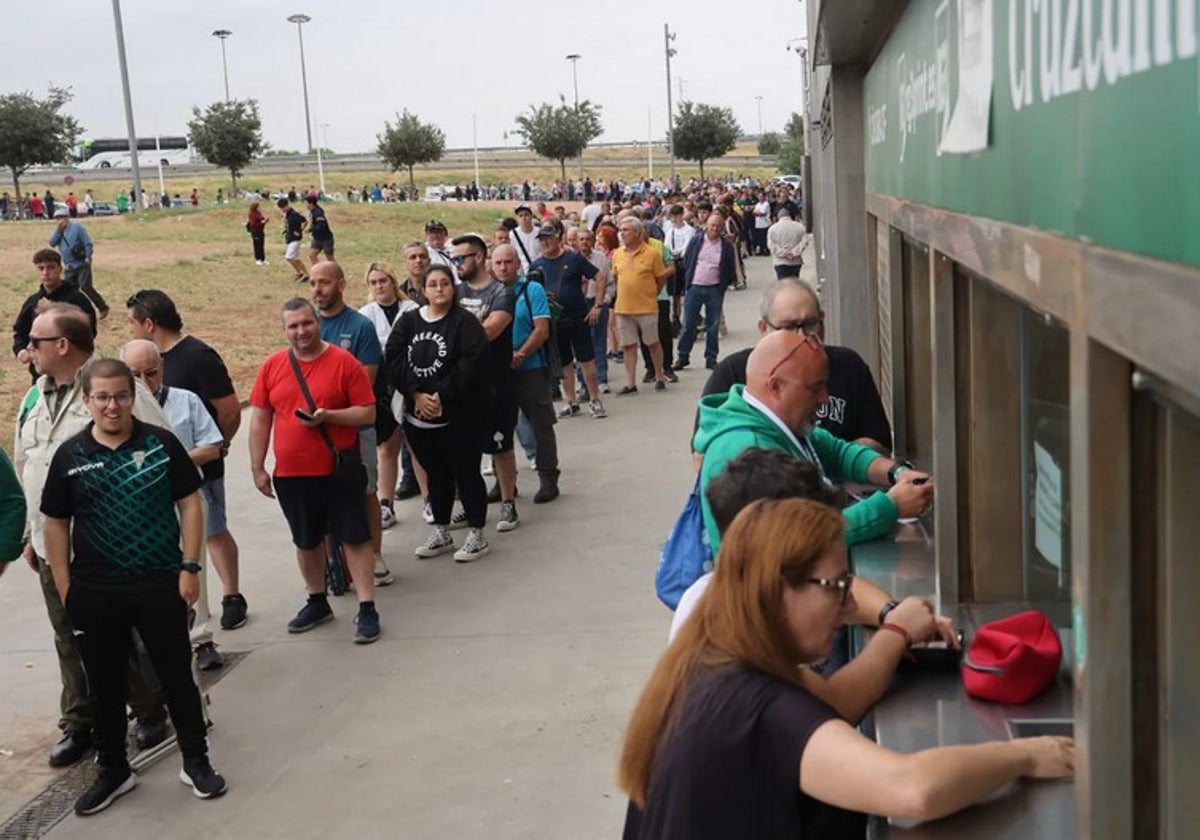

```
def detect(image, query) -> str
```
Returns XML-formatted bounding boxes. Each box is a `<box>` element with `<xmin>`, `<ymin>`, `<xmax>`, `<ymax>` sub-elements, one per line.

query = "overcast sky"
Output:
<box><xmin>5</xmin><ymin>0</ymin><xmax>809</xmax><ymax>154</ymax></box>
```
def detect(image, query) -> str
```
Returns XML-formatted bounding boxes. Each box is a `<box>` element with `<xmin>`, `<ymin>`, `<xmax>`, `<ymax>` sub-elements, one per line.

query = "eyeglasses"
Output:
<box><xmin>805</xmin><ymin>572</ymin><xmax>855</xmax><ymax>606</ymax></box>
<box><xmin>450</xmin><ymin>253</ymin><xmax>480</xmax><ymax>266</ymax></box>
<box><xmin>87</xmin><ymin>392</ymin><xmax>134</xmax><ymax>407</ymax></box>
<box><xmin>764</xmin><ymin>315</ymin><xmax>824</xmax><ymax>337</ymax></box>
<box><xmin>767</xmin><ymin>331</ymin><xmax>824</xmax><ymax>380</ymax></box>
<box><xmin>27</xmin><ymin>335</ymin><xmax>63</xmax><ymax>348</ymax></box>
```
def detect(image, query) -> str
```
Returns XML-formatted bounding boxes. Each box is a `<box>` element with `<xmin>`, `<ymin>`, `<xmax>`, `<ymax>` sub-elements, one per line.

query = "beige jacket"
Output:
<box><xmin>14</xmin><ymin>365</ymin><xmax>171</xmax><ymax>558</ymax></box>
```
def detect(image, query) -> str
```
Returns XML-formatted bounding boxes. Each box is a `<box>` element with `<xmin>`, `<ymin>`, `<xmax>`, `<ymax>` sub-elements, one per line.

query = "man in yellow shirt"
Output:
<box><xmin>612</xmin><ymin>217</ymin><xmax>668</xmax><ymax>394</ymax></box>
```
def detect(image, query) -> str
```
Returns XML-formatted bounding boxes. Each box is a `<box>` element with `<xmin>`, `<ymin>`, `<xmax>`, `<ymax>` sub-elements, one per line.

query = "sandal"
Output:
<box><xmin>616</xmin><ymin>385</ymin><xmax>639</xmax><ymax>396</ymax></box>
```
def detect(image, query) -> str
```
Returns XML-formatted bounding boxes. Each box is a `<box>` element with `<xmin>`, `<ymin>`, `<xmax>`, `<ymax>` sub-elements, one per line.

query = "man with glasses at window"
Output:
<box><xmin>14</xmin><ymin>305</ymin><xmax>171</xmax><ymax>769</ymax></box>
<box><xmin>694</xmin><ymin>330</ymin><xmax>934</xmax><ymax>554</ymax></box>
<box><xmin>697</xmin><ymin>278</ymin><xmax>892</xmax><ymax>454</ymax></box>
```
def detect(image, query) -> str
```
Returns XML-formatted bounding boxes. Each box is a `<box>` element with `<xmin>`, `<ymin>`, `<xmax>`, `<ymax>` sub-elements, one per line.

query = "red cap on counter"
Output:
<box><xmin>962</xmin><ymin>610</ymin><xmax>1062</xmax><ymax>705</ymax></box>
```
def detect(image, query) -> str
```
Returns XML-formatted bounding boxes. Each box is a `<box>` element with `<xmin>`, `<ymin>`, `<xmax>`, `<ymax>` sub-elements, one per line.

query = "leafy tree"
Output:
<box><xmin>757</xmin><ymin>132</ymin><xmax>782</xmax><ymax>156</ymax></box>
<box><xmin>513</xmin><ymin>96</ymin><xmax>603</xmax><ymax>181</ymax></box>
<box><xmin>783</xmin><ymin>111</ymin><xmax>806</xmax><ymax>143</ymax></box>
<box><xmin>0</xmin><ymin>87</ymin><xmax>82</xmax><ymax>199</ymax></box>
<box><xmin>670</xmin><ymin>102</ymin><xmax>740</xmax><ymax>180</ymax></box>
<box><xmin>778</xmin><ymin>111</ymin><xmax>807</xmax><ymax>174</ymax></box>
<box><xmin>187</xmin><ymin>100</ymin><xmax>266</xmax><ymax>192</ymax></box>
<box><xmin>376</xmin><ymin>111</ymin><xmax>446</xmax><ymax>196</ymax></box>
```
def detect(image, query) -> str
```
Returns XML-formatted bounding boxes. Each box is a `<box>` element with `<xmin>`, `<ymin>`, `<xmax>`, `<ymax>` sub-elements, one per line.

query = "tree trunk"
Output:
<box><xmin>230</xmin><ymin>169</ymin><xmax>239</xmax><ymax>193</ymax></box>
<box><xmin>698</xmin><ymin>158</ymin><xmax>706</xmax><ymax>180</ymax></box>
<box><xmin>10</xmin><ymin>168</ymin><xmax>20</xmax><ymax>202</ymax></box>
<box><xmin>559</xmin><ymin>158</ymin><xmax>567</xmax><ymax>183</ymax></box>
<box><xmin>408</xmin><ymin>165</ymin><xmax>416</xmax><ymax>198</ymax></box>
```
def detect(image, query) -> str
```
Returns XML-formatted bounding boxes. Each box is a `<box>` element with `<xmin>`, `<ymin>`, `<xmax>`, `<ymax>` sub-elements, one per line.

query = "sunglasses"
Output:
<box><xmin>28</xmin><ymin>334</ymin><xmax>63</xmax><ymax>348</ymax></box>
<box><xmin>450</xmin><ymin>253</ymin><xmax>481</xmax><ymax>266</ymax></box>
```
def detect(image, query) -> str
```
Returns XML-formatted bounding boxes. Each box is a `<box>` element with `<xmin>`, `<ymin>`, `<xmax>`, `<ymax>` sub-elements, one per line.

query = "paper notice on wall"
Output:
<box><xmin>1034</xmin><ymin>442</ymin><xmax>1063</xmax><ymax>581</ymax></box>
<box><xmin>939</xmin><ymin>0</ymin><xmax>993</xmax><ymax>154</ymax></box>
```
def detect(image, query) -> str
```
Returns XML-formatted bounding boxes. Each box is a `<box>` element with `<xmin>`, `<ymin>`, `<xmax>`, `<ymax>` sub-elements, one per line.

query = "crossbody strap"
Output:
<box><xmin>287</xmin><ymin>349</ymin><xmax>338</xmax><ymax>455</ymax></box>
<box><xmin>518</xmin><ymin>281</ymin><xmax>550</xmax><ymax>368</ymax></box>
<box><xmin>511</xmin><ymin>229</ymin><xmax>533</xmax><ymax>265</ymax></box>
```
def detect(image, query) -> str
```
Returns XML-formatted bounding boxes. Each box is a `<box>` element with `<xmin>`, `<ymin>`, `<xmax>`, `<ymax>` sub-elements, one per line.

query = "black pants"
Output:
<box><xmin>404</xmin><ymin>420</ymin><xmax>488</xmax><ymax>528</ymax></box>
<box><xmin>66</xmin><ymin>576</ymin><xmax>208</xmax><ymax>772</ymax></box>
<box><xmin>512</xmin><ymin>368</ymin><xmax>559</xmax><ymax>478</ymax></box>
<box><xmin>64</xmin><ymin>263</ymin><xmax>108</xmax><ymax>312</ymax></box>
<box><xmin>251</xmin><ymin>232</ymin><xmax>266</xmax><ymax>262</ymax></box>
<box><xmin>641</xmin><ymin>300</ymin><xmax>674</xmax><ymax>373</ymax></box>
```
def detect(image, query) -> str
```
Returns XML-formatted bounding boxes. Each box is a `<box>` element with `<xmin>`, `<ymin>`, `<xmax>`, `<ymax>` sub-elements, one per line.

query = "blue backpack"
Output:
<box><xmin>654</xmin><ymin>472</ymin><xmax>713</xmax><ymax>610</ymax></box>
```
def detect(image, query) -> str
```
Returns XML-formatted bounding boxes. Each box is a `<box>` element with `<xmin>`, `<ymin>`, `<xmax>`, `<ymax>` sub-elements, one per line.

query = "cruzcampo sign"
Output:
<box><xmin>864</xmin><ymin>0</ymin><xmax>1200</xmax><ymax>269</ymax></box>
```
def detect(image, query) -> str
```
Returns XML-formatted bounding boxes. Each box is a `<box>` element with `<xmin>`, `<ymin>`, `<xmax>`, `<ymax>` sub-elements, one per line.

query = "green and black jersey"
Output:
<box><xmin>40</xmin><ymin>419</ymin><xmax>201</xmax><ymax>586</ymax></box>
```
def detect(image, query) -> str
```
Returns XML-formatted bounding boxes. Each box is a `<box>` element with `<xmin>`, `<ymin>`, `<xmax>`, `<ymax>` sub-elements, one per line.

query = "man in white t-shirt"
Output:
<box><xmin>424</xmin><ymin>220</ymin><xmax>453</xmax><ymax>267</ymax></box>
<box><xmin>751</xmin><ymin>191</ymin><xmax>772</xmax><ymax>256</ymax></box>
<box><xmin>580</xmin><ymin>197</ymin><xmax>603</xmax><ymax>231</ymax></box>
<box><xmin>510</xmin><ymin>204</ymin><xmax>542</xmax><ymax>270</ymax></box>
<box><xmin>662</xmin><ymin>205</ymin><xmax>696</xmax><ymax>333</ymax></box>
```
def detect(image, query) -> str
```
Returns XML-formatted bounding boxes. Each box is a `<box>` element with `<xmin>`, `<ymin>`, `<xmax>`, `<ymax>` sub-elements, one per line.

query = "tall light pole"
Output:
<box><xmin>110</xmin><ymin>0</ymin><xmax>144</xmax><ymax>212</ymax></box>
<box><xmin>287</xmin><ymin>13</ymin><xmax>314</xmax><ymax>152</ymax></box>
<box><xmin>565</xmin><ymin>53</ymin><xmax>583</xmax><ymax>181</ymax></box>
<box><xmin>755</xmin><ymin>95</ymin><xmax>763</xmax><ymax>136</ymax></box>
<box><xmin>787</xmin><ymin>37</ymin><xmax>813</xmax><ymax>230</ymax></box>
<box><xmin>316</xmin><ymin>122</ymin><xmax>329</xmax><ymax>196</ymax></box>
<box><xmin>212</xmin><ymin>29</ymin><xmax>232</xmax><ymax>102</ymax></box>
<box><xmin>664</xmin><ymin>24</ymin><xmax>677</xmax><ymax>184</ymax></box>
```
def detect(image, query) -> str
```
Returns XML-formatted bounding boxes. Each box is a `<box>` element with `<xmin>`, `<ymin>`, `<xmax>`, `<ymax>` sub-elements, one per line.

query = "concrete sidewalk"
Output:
<box><xmin>0</xmin><ymin>253</ymin><xmax>802</xmax><ymax>838</ymax></box>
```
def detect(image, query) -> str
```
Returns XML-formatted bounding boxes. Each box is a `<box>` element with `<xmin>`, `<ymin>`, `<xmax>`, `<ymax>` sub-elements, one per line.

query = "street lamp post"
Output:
<box><xmin>565</xmin><ymin>53</ymin><xmax>583</xmax><ymax>182</ymax></box>
<box><xmin>212</xmin><ymin>29</ymin><xmax>232</xmax><ymax>102</ymax></box>
<box><xmin>664</xmin><ymin>24</ymin><xmax>677</xmax><ymax>184</ymax></box>
<box><xmin>110</xmin><ymin>0</ymin><xmax>144</xmax><ymax>213</ymax></box>
<box><xmin>287</xmin><ymin>13</ymin><xmax>314</xmax><ymax>152</ymax></box>
<box><xmin>316</xmin><ymin>122</ymin><xmax>329</xmax><ymax>197</ymax></box>
<box><xmin>755</xmin><ymin>95</ymin><xmax>763</xmax><ymax>136</ymax></box>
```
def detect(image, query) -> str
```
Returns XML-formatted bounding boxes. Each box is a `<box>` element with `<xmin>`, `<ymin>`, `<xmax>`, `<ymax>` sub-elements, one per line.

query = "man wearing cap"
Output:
<box><xmin>510</xmin><ymin>205</ymin><xmax>542</xmax><ymax>271</ymax></box>
<box><xmin>49</xmin><ymin>218</ymin><xmax>109</xmax><ymax>318</ymax></box>
<box><xmin>424</xmin><ymin>221</ymin><xmax>453</xmax><ymax>268</ymax></box>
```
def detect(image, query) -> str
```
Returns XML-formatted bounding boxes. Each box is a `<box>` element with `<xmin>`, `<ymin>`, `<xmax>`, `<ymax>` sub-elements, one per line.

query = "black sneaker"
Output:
<box><xmin>354</xmin><ymin>606</ymin><xmax>381</xmax><ymax>644</ymax></box>
<box><xmin>395</xmin><ymin>479</ymin><xmax>421</xmax><ymax>500</ymax></box>
<box><xmin>179</xmin><ymin>756</ymin><xmax>227</xmax><ymax>799</ymax></box>
<box><xmin>220</xmin><ymin>593</ymin><xmax>248</xmax><ymax>630</ymax></box>
<box><xmin>287</xmin><ymin>598</ymin><xmax>334</xmax><ymax>633</ymax></box>
<box><xmin>194</xmin><ymin>642</ymin><xmax>223</xmax><ymax>671</ymax></box>
<box><xmin>134</xmin><ymin>717</ymin><xmax>170</xmax><ymax>751</ymax></box>
<box><xmin>75</xmin><ymin>767</ymin><xmax>137</xmax><ymax>815</ymax></box>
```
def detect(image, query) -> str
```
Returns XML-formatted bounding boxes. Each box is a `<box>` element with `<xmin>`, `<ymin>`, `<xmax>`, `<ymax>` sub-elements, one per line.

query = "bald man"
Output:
<box><xmin>693</xmin><ymin>330</ymin><xmax>934</xmax><ymax>555</ymax></box>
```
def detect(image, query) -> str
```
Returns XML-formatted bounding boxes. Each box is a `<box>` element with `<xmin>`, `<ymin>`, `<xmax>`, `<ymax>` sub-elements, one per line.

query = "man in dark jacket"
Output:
<box><xmin>12</xmin><ymin>249</ymin><xmax>97</xmax><ymax>382</ymax></box>
<box><xmin>674</xmin><ymin>213</ymin><xmax>738</xmax><ymax>371</ymax></box>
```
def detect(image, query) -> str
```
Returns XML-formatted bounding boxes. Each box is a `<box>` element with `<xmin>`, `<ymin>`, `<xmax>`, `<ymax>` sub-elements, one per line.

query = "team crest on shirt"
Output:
<box><xmin>132</xmin><ymin>451</ymin><xmax>146</xmax><ymax>469</ymax></box>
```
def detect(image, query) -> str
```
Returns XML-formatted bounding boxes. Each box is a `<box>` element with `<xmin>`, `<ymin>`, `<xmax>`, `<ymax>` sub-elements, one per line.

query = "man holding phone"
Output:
<box><xmin>247</xmin><ymin>298</ymin><xmax>380</xmax><ymax>644</ymax></box>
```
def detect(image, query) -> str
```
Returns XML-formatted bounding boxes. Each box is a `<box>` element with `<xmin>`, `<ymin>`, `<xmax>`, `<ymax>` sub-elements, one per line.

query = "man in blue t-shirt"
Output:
<box><xmin>529</xmin><ymin>221</ymin><xmax>607</xmax><ymax>420</ymax></box>
<box><xmin>309</xmin><ymin>261</ymin><xmax>394</xmax><ymax>586</ymax></box>
<box><xmin>496</xmin><ymin>244</ymin><xmax>561</xmax><ymax>503</ymax></box>
<box><xmin>305</xmin><ymin>195</ymin><xmax>335</xmax><ymax>264</ymax></box>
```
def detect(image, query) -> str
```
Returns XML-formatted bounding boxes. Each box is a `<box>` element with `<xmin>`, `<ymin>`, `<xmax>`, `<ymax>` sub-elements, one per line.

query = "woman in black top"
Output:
<box><xmin>385</xmin><ymin>265</ymin><xmax>490</xmax><ymax>563</ymax></box>
<box><xmin>619</xmin><ymin>499</ymin><xmax>1074</xmax><ymax>839</ymax></box>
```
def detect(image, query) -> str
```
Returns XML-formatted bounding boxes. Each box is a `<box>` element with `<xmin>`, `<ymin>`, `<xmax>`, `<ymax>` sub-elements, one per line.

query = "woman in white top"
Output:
<box><xmin>359</xmin><ymin>262</ymin><xmax>424</xmax><ymax>528</ymax></box>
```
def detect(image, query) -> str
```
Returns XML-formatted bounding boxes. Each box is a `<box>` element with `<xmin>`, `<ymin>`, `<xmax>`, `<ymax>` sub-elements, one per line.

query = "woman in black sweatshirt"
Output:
<box><xmin>386</xmin><ymin>265</ymin><xmax>492</xmax><ymax>562</ymax></box>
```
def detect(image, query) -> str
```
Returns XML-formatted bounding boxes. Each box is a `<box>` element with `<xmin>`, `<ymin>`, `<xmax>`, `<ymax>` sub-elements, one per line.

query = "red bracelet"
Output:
<box><xmin>879</xmin><ymin>622</ymin><xmax>913</xmax><ymax>648</ymax></box>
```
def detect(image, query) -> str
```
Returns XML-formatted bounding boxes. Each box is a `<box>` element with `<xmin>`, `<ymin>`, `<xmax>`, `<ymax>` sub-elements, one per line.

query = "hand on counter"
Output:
<box><xmin>888</xmin><ymin>471</ymin><xmax>934</xmax><ymax>518</ymax></box>
<box><xmin>886</xmin><ymin>597</ymin><xmax>940</xmax><ymax>644</ymax></box>
<box><xmin>1019</xmin><ymin>736</ymin><xmax>1075</xmax><ymax>779</ymax></box>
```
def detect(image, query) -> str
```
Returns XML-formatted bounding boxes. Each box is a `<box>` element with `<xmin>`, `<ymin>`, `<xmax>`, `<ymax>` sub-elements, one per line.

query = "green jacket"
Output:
<box><xmin>692</xmin><ymin>384</ymin><xmax>898</xmax><ymax>554</ymax></box>
<box><xmin>0</xmin><ymin>448</ymin><xmax>26</xmax><ymax>564</ymax></box>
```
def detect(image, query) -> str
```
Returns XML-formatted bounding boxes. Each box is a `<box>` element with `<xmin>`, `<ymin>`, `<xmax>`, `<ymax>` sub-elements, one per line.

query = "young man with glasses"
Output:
<box><xmin>14</xmin><ymin>305</ymin><xmax>172</xmax><ymax>769</ymax></box>
<box><xmin>424</xmin><ymin>220</ymin><xmax>453</xmax><ymax>267</ymax></box>
<box><xmin>40</xmin><ymin>358</ymin><xmax>227</xmax><ymax>814</ymax></box>
<box><xmin>697</xmin><ymin>278</ymin><xmax>893</xmax><ymax>454</ymax></box>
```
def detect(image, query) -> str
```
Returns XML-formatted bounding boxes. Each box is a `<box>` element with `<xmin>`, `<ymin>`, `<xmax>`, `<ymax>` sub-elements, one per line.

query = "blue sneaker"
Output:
<box><xmin>286</xmin><ymin>599</ymin><xmax>333</xmax><ymax>634</ymax></box>
<box><xmin>354</xmin><ymin>606</ymin><xmax>381</xmax><ymax>644</ymax></box>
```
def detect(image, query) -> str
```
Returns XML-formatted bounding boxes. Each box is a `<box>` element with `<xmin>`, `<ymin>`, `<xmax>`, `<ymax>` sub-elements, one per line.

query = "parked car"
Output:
<box><xmin>772</xmin><ymin>174</ymin><xmax>802</xmax><ymax>189</ymax></box>
<box><xmin>92</xmin><ymin>201</ymin><xmax>121</xmax><ymax>216</ymax></box>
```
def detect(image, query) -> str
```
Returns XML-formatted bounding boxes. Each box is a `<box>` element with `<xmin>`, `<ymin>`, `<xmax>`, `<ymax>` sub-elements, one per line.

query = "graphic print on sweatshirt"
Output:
<box><xmin>408</xmin><ymin>329</ymin><xmax>449</xmax><ymax>378</ymax></box>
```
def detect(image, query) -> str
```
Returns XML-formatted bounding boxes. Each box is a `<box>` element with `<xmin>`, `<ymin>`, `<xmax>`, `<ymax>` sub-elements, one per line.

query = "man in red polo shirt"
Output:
<box><xmin>248</xmin><ymin>298</ymin><xmax>380</xmax><ymax>644</ymax></box>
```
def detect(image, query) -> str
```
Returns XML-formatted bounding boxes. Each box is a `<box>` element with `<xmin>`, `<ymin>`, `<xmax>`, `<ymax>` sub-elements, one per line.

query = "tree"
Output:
<box><xmin>187</xmin><ymin>100</ymin><xmax>265</xmax><ymax>192</ymax></box>
<box><xmin>513</xmin><ymin>96</ymin><xmax>603</xmax><ymax>182</ymax></box>
<box><xmin>0</xmin><ymin>87</ymin><xmax>82</xmax><ymax>200</ymax></box>
<box><xmin>376</xmin><ymin>111</ymin><xmax>446</xmax><ymax>196</ymax></box>
<box><xmin>757</xmin><ymin>132</ymin><xmax>782</xmax><ymax>156</ymax></box>
<box><xmin>778</xmin><ymin>111</ymin><xmax>807</xmax><ymax>174</ymax></box>
<box><xmin>670</xmin><ymin>102</ymin><xmax>740</xmax><ymax>180</ymax></box>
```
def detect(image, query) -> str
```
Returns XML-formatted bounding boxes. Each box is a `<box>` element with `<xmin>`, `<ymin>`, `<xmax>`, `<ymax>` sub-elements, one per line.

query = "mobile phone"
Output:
<box><xmin>294</xmin><ymin>409</ymin><xmax>315</xmax><ymax>422</ymax></box>
<box><xmin>912</xmin><ymin>476</ymin><xmax>929</xmax><ymax>485</ymax></box>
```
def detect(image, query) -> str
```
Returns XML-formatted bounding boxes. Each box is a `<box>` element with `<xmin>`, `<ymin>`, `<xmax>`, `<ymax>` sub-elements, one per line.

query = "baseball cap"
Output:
<box><xmin>425</xmin><ymin>220</ymin><xmax>447</xmax><ymax>233</ymax></box>
<box><xmin>962</xmin><ymin>610</ymin><xmax>1062</xmax><ymax>705</ymax></box>
<box><xmin>535</xmin><ymin>221</ymin><xmax>561</xmax><ymax>239</ymax></box>
<box><xmin>514</xmin><ymin>204</ymin><xmax>533</xmax><ymax>215</ymax></box>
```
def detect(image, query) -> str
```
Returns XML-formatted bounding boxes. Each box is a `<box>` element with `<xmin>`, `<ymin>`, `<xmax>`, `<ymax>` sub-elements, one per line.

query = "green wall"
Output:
<box><xmin>865</xmin><ymin>0</ymin><xmax>1200</xmax><ymax>269</ymax></box>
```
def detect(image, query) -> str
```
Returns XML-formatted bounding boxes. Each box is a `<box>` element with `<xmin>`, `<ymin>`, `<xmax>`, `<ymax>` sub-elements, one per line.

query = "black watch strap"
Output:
<box><xmin>180</xmin><ymin>561</ymin><xmax>202</xmax><ymax>574</ymax></box>
<box><xmin>888</xmin><ymin>460</ymin><xmax>914</xmax><ymax>486</ymax></box>
<box><xmin>877</xmin><ymin>599</ymin><xmax>900</xmax><ymax>627</ymax></box>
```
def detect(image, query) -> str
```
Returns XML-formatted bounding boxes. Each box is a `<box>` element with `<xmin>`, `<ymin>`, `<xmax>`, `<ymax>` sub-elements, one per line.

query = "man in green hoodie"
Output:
<box><xmin>694</xmin><ymin>330</ymin><xmax>934</xmax><ymax>554</ymax></box>
<box><xmin>0</xmin><ymin>449</ymin><xmax>26</xmax><ymax>571</ymax></box>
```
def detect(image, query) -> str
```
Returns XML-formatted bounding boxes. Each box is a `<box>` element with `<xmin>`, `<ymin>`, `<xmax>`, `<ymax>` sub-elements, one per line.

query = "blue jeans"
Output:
<box><xmin>589</xmin><ymin>305</ymin><xmax>610</xmax><ymax>384</ymax></box>
<box><xmin>516</xmin><ymin>410</ymin><xmax>536</xmax><ymax>462</ymax></box>
<box><xmin>675</xmin><ymin>284</ymin><xmax>725</xmax><ymax>365</ymax></box>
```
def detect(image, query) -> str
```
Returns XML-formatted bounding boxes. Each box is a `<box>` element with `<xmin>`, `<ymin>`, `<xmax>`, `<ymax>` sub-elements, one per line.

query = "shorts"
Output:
<box><xmin>284</xmin><ymin>240</ymin><xmax>302</xmax><ymax>260</ymax></box>
<box><xmin>556</xmin><ymin>312</ymin><xmax>596</xmax><ymax>364</ymax></box>
<box><xmin>358</xmin><ymin>425</ymin><xmax>378</xmax><ymax>495</ymax></box>
<box><xmin>273</xmin><ymin>474</ymin><xmax>370</xmax><ymax>550</ymax></box>
<box><xmin>199</xmin><ymin>478</ymin><xmax>229</xmax><ymax>538</ymax></box>
<box><xmin>481</xmin><ymin>387</ymin><xmax>518</xmax><ymax>454</ymax></box>
<box><xmin>311</xmin><ymin>238</ymin><xmax>335</xmax><ymax>257</ymax></box>
<box><xmin>616</xmin><ymin>313</ymin><xmax>660</xmax><ymax>347</ymax></box>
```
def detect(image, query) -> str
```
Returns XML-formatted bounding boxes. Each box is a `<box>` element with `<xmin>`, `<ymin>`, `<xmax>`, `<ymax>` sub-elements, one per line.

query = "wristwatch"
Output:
<box><xmin>180</xmin><ymin>560</ymin><xmax>202</xmax><ymax>574</ymax></box>
<box><xmin>887</xmin><ymin>460</ymin><xmax>914</xmax><ymax>486</ymax></box>
<box><xmin>877</xmin><ymin>599</ymin><xmax>900</xmax><ymax>627</ymax></box>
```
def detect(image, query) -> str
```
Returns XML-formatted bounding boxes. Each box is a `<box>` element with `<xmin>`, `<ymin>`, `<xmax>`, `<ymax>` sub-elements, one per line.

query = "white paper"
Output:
<box><xmin>939</xmin><ymin>0</ymin><xmax>993</xmax><ymax>154</ymax></box>
<box><xmin>1034</xmin><ymin>442</ymin><xmax>1063</xmax><ymax>581</ymax></box>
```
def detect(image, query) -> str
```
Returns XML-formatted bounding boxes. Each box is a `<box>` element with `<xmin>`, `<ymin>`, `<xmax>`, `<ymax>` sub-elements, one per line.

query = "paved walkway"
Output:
<box><xmin>0</xmin><ymin>254</ymin><xmax>801</xmax><ymax>838</ymax></box>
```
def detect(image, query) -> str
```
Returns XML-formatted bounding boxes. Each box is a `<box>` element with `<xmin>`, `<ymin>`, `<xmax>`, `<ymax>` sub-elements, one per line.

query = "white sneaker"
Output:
<box><xmin>422</xmin><ymin>501</ymin><xmax>434</xmax><ymax>524</ymax></box>
<box><xmin>414</xmin><ymin>526</ymin><xmax>454</xmax><ymax>558</ymax></box>
<box><xmin>454</xmin><ymin>528</ymin><xmax>490</xmax><ymax>563</ymax></box>
<box><xmin>373</xmin><ymin>555</ymin><xmax>394</xmax><ymax>585</ymax></box>
<box><xmin>496</xmin><ymin>500</ymin><xmax>519</xmax><ymax>532</ymax></box>
<box><xmin>482</xmin><ymin>458</ymin><xmax>494</xmax><ymax>476</ymax></box>
<box><xmin>589</xmin><ymin>400</ymin><xmax>607</xmax><ymax>419</ymax></box>
<box><xmin>448</xmin><ymin>506</ymin><xmax>469</xmax><ymax>530</ymax></box>
<box><xmin>380</xmin><ymin>504</ymin><xmax>396</xmax><ymax>530</ymax></box>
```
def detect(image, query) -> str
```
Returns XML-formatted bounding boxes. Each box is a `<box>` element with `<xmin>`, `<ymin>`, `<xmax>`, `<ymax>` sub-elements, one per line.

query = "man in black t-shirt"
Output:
<box><xmin>40</xmin><ymin>358</ymin><xmax>227</xmax><ymax>815</ymax></box>
<box><xmin>276</xmin><ymin>198</ymin><xmax>308</xmax><ymax>283</ymax></box>
<box><xmin>127</xmin><ymin>290</ymin><xmax>248</xmax><ymax>643</ymax></box>
<box><xmin>694</xmin><ymin>279</ymin><xmax>892</xmax><ymax>453</ymax></box>
<box><xmin>305</xmin><ymin>194</ymin><xmax>335</xmax><ymax>264</ymax></box>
